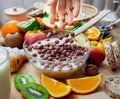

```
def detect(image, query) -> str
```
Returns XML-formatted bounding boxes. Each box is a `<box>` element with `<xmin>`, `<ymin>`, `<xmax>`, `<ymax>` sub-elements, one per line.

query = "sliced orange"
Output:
<box><xmin>66</xmin><ymin>74</ymin><xmax>102</xmax><ymax>94</ymax></box>
<box><xmin>100</xmin><ymin>36</ymin><xmax>112</xmax><ymax>44</ymax></box>
<box><xmin>84</xmin><ymin>26</ymin><xmax>100</xmax><ymax>41</ymax></box>
<box><xmin>41</xmin><ymin>74</ymin><xmax>71</xmax><ymax>98</ymax></box>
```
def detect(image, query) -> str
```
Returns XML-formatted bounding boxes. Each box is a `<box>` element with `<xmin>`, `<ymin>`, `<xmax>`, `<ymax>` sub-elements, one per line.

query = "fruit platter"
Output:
<box><xmin>0</xmin><ymin>2</ymin><xmax>120</xmax><ymax>99</ymax></box>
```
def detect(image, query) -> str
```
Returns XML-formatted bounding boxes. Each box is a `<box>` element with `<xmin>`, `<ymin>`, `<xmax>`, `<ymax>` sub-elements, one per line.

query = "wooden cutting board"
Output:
<box><xmin>10</xmin><ymin>25</ymin><xmax>120</xmax><ymax>99</ymax></box>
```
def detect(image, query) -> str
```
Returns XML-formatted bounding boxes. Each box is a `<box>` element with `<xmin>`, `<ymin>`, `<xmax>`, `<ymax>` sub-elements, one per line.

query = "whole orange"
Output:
<box><xmin>2</xmin><ymin>20</ymin><xmax>19</xmax><ymax>38</ymax></box>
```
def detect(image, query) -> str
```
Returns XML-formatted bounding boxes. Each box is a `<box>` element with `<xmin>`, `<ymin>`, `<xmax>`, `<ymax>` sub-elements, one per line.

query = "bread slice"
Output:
<box><xmin>111</xmin><ymin>41</ymin><xmax>120</xmax><ymax>68</ymax></box>
<box><xmin>2</xmin><ymin>47</ymin><xmax>26</xmax><ymax>73</ymax></box>
<box><xmin>104</xmin><ymin>75</ymin><xmax>120</xmax><ymax>99</ymax></box>
<box><xmin>104</xmin><ymin>42</ymin><xmax>117</xmax><ymax>71</ymax></box>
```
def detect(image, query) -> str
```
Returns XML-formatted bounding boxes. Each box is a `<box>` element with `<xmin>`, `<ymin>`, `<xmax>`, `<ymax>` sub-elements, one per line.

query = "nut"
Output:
<box><xmin>85</xmin><ymin>64</ymin><xmax>98</xmax><ymax>76</ymax></box>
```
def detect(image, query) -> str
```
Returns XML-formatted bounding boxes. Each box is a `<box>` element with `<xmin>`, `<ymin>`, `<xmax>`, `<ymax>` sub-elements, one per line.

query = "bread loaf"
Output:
<box><xmin>111</xmin><ymin>41</ymin><xmax>120</xmax><ymax>67</ymax></box>
<box><xmin>104</xmin><ymin>42</ymin><xmax>117</xmax><ymax>70</ymax></box>
<box><xmin>104</xmin><ymin>75</ymin><xmax>120</xmax><ymax>99</ymax></box>
<box><xmin>104</xmin><ymin>41</ymin><xmax>120</xmax><ymax>71</ymax></box>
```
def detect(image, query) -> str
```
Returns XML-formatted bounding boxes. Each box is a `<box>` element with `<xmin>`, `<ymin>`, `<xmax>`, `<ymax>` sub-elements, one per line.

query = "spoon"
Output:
<box><xmin>96</xmin><ymin>18</ymin><xmax>120</xmax><ymax>35</ymax></box>
<box><xmin>105</xmin><ymin>18</ymin><xmax>120</xmax><ymax>27</ymax></box>
<box><xmin>72</xmin><ymin>9</ymin><xmax>111</xmax><ymax>39</ymax></box>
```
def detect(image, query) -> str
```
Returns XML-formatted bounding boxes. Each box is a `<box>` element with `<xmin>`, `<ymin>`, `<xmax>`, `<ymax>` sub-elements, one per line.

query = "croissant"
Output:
<box><xmin>1</xmin><ymin>47</ymin><xmax>27</xmax><ymax>73</ymax></box>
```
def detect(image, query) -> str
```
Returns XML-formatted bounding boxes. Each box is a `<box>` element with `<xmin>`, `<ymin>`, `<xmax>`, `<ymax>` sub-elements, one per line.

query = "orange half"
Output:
<box><xmin>100</xmin><ymin>36</ymin><xmax>112</xmax><ymax>44</ymax></box>
<box><xmin>41</xmin><ymin>74</ymin><xmax>71</xmax><ymax>98</ymax></box>
<box><xmin>66</xmin><ymin>74</ymin><xmax>102</xmax><ymax>94</ymax></box>
<box><xmin>84</xmin><ymin>26</ymin><xmax>100</xmax><ymax>41</ymax></box>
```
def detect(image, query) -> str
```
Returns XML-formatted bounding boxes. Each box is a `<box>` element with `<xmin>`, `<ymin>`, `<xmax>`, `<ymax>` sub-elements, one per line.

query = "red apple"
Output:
<box><xmin>24</xmin><ymin>30</ymin><xmax>43</xmax><ymax>40</ymax></box>
<box><xmin>24</xmin><ymin>30</ymin><xmax>36</xmax><ymax>40</ymax></box>
<box><xmin>42</xmin><ymin>18</ymin><xmax>60</xmax><ymax>30</ymax></box>
<box><xmin>42</xmin><ymin>18</ymin><xmax>74</xmax><ymax>30</ymax></box>
<box><xmin>25</xmin><ymin>31</ymin><xmax>47</xmax><ymax>45</ymax></box>
<box><xmin>87</xmin><ymin>42</ymin><xmax>105</xmax><ymax>66</ymax></box>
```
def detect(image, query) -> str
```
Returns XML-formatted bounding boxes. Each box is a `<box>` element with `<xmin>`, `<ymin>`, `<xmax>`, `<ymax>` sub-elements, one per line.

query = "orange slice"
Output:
<box><xmin>41</xmin><ymin>74</ymin><xmax>71</xmax><ymax>98</ymax></box>
<box><xmin>100</xmin><ymin>36</ymin><xmax>112</xmax><ymax>44</ymax></box>
<box><xmin>66</xmin><ymin>74</ymin><xmax>102</xmax><ymax>94</ymax></box>
<box><xmin>84</xmin><ymin>26</ymin><xmax>100</xmax><ymax>41</ymax></box>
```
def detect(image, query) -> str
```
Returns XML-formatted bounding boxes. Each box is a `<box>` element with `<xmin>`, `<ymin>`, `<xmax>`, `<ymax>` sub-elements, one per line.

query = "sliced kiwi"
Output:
<box><xmin>17</xmin><ymin>21</ymin><xmax>32</xmax><ymax>32</ymax></box>
<box><xmin>14</xmin><ymin>73</ymin><xmax>35</xmax><ymax>91</ymax></box>
<box><xmin>21</xmin><ymin>83</ymin><xmax>49</xmax><ymax>99</ymax></box>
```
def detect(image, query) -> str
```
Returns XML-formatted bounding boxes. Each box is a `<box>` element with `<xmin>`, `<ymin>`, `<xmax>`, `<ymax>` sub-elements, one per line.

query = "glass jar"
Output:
<box><xmin>98</xmin><ymin>0</ymin><xmax>120</xmax><ymax>26</ymax></box>
<box><xmin>0</xmin><ymin>47</ymin><xmax>11</xmax><ymax>99</ymax></box>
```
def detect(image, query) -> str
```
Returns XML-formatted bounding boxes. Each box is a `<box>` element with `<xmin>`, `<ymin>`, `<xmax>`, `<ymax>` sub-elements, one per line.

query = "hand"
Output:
<box><xmin>47</xmin><ymin>0</ymin><xmax>80</xmax><ymax>28</ymax></box>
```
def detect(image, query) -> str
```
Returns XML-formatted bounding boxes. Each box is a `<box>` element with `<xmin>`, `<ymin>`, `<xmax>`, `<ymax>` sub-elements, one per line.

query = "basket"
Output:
<box><xmin>73</xmin><ymin>4</ymin><xmax>98</xmax><ymax>23</ymax></box>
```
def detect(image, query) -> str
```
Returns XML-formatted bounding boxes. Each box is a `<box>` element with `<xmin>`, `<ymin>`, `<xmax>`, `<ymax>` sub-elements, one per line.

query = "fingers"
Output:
<box><xmin>66</xmin><ymin>0</ymin><xmax>73</xmax><ymax>25</ymax></box>
<box><xmin>48</xmin><ymin>0</ymin><xmax>58</xmax><ymax>24</ymax></box>
<box><xmin>73</xmin><ymin>0</ymin><xmax>80</xmax><ymax>17</ymax></box>
<box><xmin>48</xmin><ymin>0</ymin><xmax>80</xmax><ymax>28</ymax></box>
<box><xmin>58</xmin><ymin>0</ymin><xmax>66</xmax><ymax>28</ymax></box>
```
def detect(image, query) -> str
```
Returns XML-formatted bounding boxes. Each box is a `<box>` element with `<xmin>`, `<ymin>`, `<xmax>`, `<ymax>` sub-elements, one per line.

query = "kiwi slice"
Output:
<box><xmin>21</xmin><ymin>83</ymin><xmax>49</xmax><ymax>99</ymax></box>
<box><xmin>17</xmin><ymin>21</ymin><xmax>32</xmax><ymax>32</ymax></box>
<box><xmin>14</xmin><ymin>73</ymin><xmax>35</xmax><ymax>91</ymax></box>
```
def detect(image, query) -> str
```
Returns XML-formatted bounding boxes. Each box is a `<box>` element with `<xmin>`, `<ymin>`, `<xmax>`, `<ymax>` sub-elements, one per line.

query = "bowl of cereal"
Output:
<box><xmin>23</xmin><ymin>30</ymin><xmax>91</xmax><ymax>78</ymax></box>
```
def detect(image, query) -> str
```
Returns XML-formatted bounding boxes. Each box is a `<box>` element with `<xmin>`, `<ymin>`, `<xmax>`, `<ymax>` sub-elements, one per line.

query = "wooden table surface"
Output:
<box><xmin>10</xmin><ymin>25</ymin><xmax>120</xmax><ymax>99</ymax></box>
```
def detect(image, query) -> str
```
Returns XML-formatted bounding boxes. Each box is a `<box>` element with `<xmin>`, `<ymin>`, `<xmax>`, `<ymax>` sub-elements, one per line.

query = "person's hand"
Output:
<box><xmin>47</xmin><ymin>0</ymin><xmax>80</xmax><ymax>28</ymax></box>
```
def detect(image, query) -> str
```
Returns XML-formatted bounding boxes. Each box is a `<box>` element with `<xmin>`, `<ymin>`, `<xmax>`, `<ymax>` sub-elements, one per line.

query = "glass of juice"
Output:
<box><xmin>0</xmin><ymin>47</ymin><xmax>11</xmax><ymax>99</ymax></box>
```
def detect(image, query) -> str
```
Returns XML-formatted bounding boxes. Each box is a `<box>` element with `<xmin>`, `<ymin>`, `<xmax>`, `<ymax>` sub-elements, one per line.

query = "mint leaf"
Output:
<box><xmin>104</xmin><ymin>34</ymin><xmax>110</xmax><ymax>39</ymax></box>
<box><xmin>40</xmin><ymin>24</ymin><xmax>45</xmax><ymax>31</ymax></box>
<box><xmin>43</xmin><ymin>12</ymin><xmax>49</xmax><ymax>18</ymax></box>
<box><xmin>24</xmin><ymin>18</ymin><xmax>40</xmax><ymax>31</ymax></box>
<box><xmin>100</xmin><ymin>33</ymin><xmax>110</xmax><ymax>40</ymax></box>
<box><xmin>71</xmin><ymin>22</ymin><xmax>86</xmax><ymax>32</ymax></box>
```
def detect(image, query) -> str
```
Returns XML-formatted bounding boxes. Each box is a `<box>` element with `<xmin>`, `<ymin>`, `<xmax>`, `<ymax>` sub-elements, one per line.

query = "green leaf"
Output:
<box><xmin>71</xmin><ymin>22</ymin><xmax>86</xmax><ymax>32</ymax></box>
<box><xmin>100</xmin><ymin>33</ymin><xmax>110</xmax><ymax>40</ymax></box>
<box><xmin>43</xmin><ymin>12</ymin><xmax>49</xmax><ymax>18</ymax></box>
<box><xmin>40</xmin><ymin>24</ymin><xmax>45</xmax><ymax>31</ymax></box>
<box><xmin>104</xmin><ymin>34</ymin><xmax>110</xmax><ymax>39</ymax></box>
<box><xmin>24</xmin><ymin>18</ymin><xmax>40</xmax><ymax>31</ymax></box>
<box><xmin>100</xmin><ymin>33</ymin><xmax>104</xmax><ymax>40</ymax></box>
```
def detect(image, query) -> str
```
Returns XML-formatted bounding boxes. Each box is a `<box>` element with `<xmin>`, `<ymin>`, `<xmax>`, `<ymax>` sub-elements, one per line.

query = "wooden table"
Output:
<box><xmin>10</xmin><ymin>25</ymin><xmax>120</xmax><ymax>99</ymax></box>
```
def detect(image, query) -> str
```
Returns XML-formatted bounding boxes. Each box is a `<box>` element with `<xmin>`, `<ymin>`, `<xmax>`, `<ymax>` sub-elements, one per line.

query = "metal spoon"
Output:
<box><xmin>105</xmin><ymin>18</ymin><xmax>120</xmax><ymax>28</ymax></box>
<box><xmin>72</xmin><ymin>9</ymin><xmax>111</xmax><ymax>38</ymax></box>
<box><xmin>96</xmin><ymin>18</ymin><xmax>120</xmax><ymax>35</ymax></box>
